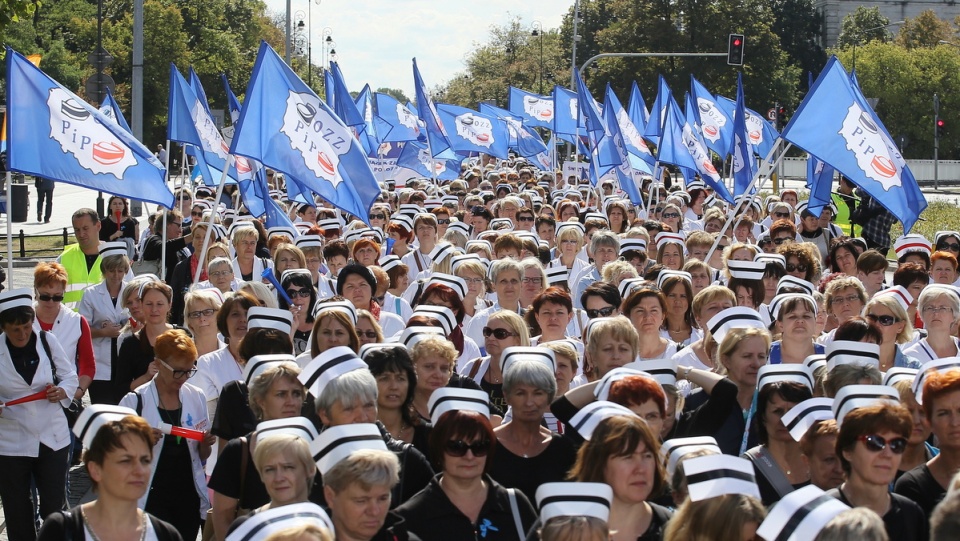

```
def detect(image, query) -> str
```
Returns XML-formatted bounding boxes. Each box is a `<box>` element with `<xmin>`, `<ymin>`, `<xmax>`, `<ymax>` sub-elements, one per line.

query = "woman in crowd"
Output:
<box><xmin>677</xmin><ymin>326</ymin><xmax>771</xmax><ymax>454</ymax></box>
<box><xmin>660</xmin><ymin>275</ymin><xmax>700</xmax><ymax>347</ymax></box>
<box><xmin>862</xmin><ymin>292</ymin><xmax>921</xmax><ymax>370</ymax></box>
<box><xmin>930</xmin><ymin>250</ymin><xmax>959</xmax><ymax>285</ymax></box>
<box><xmin>169</xmin><ymin>222</ymin><xmax>218</xmax><ymax>326</ymax></box>
<box><xmin>202</xmin><ymin>256</ymin><xmax>239</xmax><ymax>295</ymax></box>
<box><xmin>209</xmin><ymin>361</ymin><xmax>305</xmax><ymax>540</ymax></box>
<box><xmin>454</xmin><ymin>259</ymin><xmax>491</xmax><ymax>324</ymax></box>
<box><xmin>116</xmin><ymin>281</ymin><xmax>178</xmax><ymax>392</ymax></box>
<box><xmin>742</xmin><ymin>375</ymin><xmax>813</xmax><ymax>505</ymax></box>
<box><xmin>821</xmin><ymin>277</ymin><xmax>866</xmax><ymax>342</ymax></box>
<box><xmin>659</xmin><ymin>204</ymin><xmax>683</xmax><ymax>234</ymax></box>
<box><xmin>623</xmin><ymin>288</ymin><xmax>680</xmax><ymax>361</ymax></box>
<box><xmin>119</xmin><ymin>330</ymin><xmax>214</xmax><ymax>541</ymax></box>
<box><xmin>419</xmin><ymin>282</ymin><xmax>480</xmax><ymax>366</ymax></box>
<box><xmin>488</xmin><ymin>357</ymin><xmax>576</xmax><ymax>504</ymax></box>
<box><xmin>410</xmin><ymin>335</ymin><xmax>477</xmax><ymax>420</ymax></box>
<box><xmin>195</xmin><ymin>291</ymin><xmax>259</xmax><ymax>422</ymax></box>
<box><xmin>300</xmin><ymin>303</ymin><xmax>360</xmax><ymax>367</ymax></box>
<box><xmin>272</xmin><ymin>243</ymin><xmax>307</xmax><ymax>277</ymax></box>
<box><xmin>671</xmin><ymin>285</ymin><xmax>736</xmax><ymax>372</ymax></box>
<box><xmin>828</xmin><ymin>237</ymin><xmax>862</xmax><ymax>277</ymax></box>
<box><xmin>530</xmin><ymin>287</ymin><xmax>577</xmax><ymax>347</ymax></box>
<box><xmin>831</xmin><ymin>402</ymin><xmax>927</xmax><ymax>540</ymax></box>
<box><xmin>38</xmin><ymin>413</ymin><xmax>182</xmax><ymax>541</ymax></box>
<box><xmin>779</xmin><ymin>243</ymin><xmax>821</xmax><ymax>284</ymax></box>
<box><xmin>0</xmin><ymin>288</ymin><xmax>78</xmax><ymax>541</ymax></box>
<box><xmin>337</xmin><ymin>264</ymin><xmax>404</xmax><ymax>337</ymax></box>
<box><xmin>770</xmin><ymin>295</ymin><xmax>822</xmax><ymax>364</ymax></box>
<box><xmin>396</xmin><ymin>406</ymin><xmax>538</xmax><ymax>541</ymax></box>
<box><xmin>34</xmin><ymin>262</ymin><xmax>95</xmax><ymax>413</ymax></box>
<box><xmin>142</xmin><ymin>210</ymin><xmax>193</xmax><ymax>283</ymax></box>
<box><xmin>904</xmin><ymin>285</ymin><xmax>960</xmax><ymax>362</ymax></box>
<box><xmin>549</xmin><ymin>224</ymin><xmax>588</xmax><ymax>292</ymax></box>
<box><xmin>79</xmin><ymin>244</ymin><xmax>132</xmax><ymax>405</ymax></box>
<box><xmin>889</xmin><ymin>378</ymin><xmax>937</xmax><ymax>480</ymax></box>
<box><xmin>895</xmin><ymin>367</ymin><xmax>960</xmax><ymax>517</ymax></box>
<box><xmin>363</xmin><ymin>344</ymin><xmax>430</xmax><ymax>455</ymax></box>
<box><xmin>249</xmin><ymin>433</ymin><xmax>316</xmax><ymax>513</ymax></box>
<box><xmin>231</xmin><ymin>225</ymin><xmax>273</xmax><ymax>282</ymax></box>
<box><xmin>607</xmin><ymin>200</ymin><xmax>630</xmax><ymax>234</ymax></box>
<box><xmin>655</xmin><ymin>237</ymin><xmax>685</xmax><ymax>271</ymax></box>
<box><xmin>462</xmin><ymin>311</ymin><xmax>531</xmax><ymax>414</ymax></box>
<box><xmin>570</xmin><ymin>415</ymin><xmax>673</xmax><ymax>541</ymax></box>
<box><xmin>355</xmin><ymin>309</ymin><xmax>384</xmax><ymax>347</ymax></box>
<box><xmin>182</xmin><ymin>289</ymin><xmax>223</xmax><ymax>357</ymax></box>
<box><xmin>278</xmin><ymin>270</ymin><xmax>317</xmax><ymax>356</ymax></box>
<box><xmin>100</xmin><ymin>196</ymin><xmax>140</xmax><ymax>246</ymax></box>
<box><xmin>519</xmin><ymin>258</ymin><xmax>547</xmax><ymax>311</ymax></box>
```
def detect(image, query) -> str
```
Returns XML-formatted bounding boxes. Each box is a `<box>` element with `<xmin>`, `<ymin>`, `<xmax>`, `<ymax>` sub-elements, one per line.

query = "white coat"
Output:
<box><xmin>78</xmin><ymin>280</ymin><xmax>128</xmax><ymax>381</ymax></box>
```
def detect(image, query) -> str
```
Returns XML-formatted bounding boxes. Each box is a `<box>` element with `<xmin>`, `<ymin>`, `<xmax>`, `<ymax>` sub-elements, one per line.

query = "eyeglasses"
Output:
<box><xmin>209</xmin><ymin>270</ymin><xmax>233</xmax><ymax>278</ymax></box>
<box><xmin>865</xmin><ymin>313</ymin><xmax>901</xmax><ymax>326</ymax></box>
<box><xmin>177</xmin><ymin>196</ymin><xmax>192</xmax><ymax>201</ymax></box>
<box><xmin>358</xmin><ymin>330</ymin><xmax>379</xmax><ymax>339</ymax></box>
<box><xmin>939</xmin><ymin>242</ymin><xmax>960</xmax><ymax>252</ymax></box>
<box><xmin>37</xmin><ymin>294</ymin><xmax>64</xmax><ymax>302</ymax></box>
<box><xmin>157</xmin><ymin>358</ymin><xmax>198</xmax><ymax>379</ymax></box>
<box><xmin>786</xmin><ymin>263</ymin><xmax>808</xmax><ymax>273</ymax></box>
<box><xmin>444</xmin><ymin>439</ymin><xmax>491</xmax><ymax>457</ymax></box>
<box><xmin>462</xmin><ymin>277</ymin><xmax>485</xmax><ymax>284</ymax></box>
<box><xmin>187</xmin><ymin>308</ymin><xmax>216</xmax><ymax>319</ymax></box>
<box><xmin>369</xmin><ymin>213</ymin><xmax>386</xmax><ymax>220</ymax></box>
<box><xmin>170</xmin><ymin>222</ymin><xmax>183</xmax><ymax>227</ymax></box>
<box><xmin>662</xmin><ymin>212</ymin><xmax>680</xmax><ymax>219</ymax></box>
<box><xmin>521</xmin><ymin>277</ymin><xmax>542</xmax><ymax>284</ymax></box>
<box><xmin>586</xmin><ymin>306</ymin><xmax>616</xmax><ymax>319</ymax></box>
<box><xmin>773</xmin><ymin>237</ymin><xmax>792</xmax><ymax>245</ymax></box>
<box><xmin>774</xmin><ymin>212</ymin><xmax>790</xmax><ymax>218</ymax></box>
<box><xmin>482</xmin><ymin>327</ymin><xmax>516</xmax><ymax>339</ymax></box>
<box><xmin>923</xmin><ymin>305</ymin><xmax>954</xmax><ymax>314</ymax></box>
<box><xmin>437</xmin><ymin>219</ymin><xmax>451</xmax><ymax>225</ymax></box>
<box><xmin>518</xmin><ymin>216</ymin><xmax>534</xmax><ymax>222</ymax></box>
<box><xmin>285</xmin><ymin>289</ymin><xmax>312</xmax><ymax>299</ymax></box>
<box><xmin>858</xmin><ymin>434</ymin><xmax>907</xmax><ymax>454</ymax></box>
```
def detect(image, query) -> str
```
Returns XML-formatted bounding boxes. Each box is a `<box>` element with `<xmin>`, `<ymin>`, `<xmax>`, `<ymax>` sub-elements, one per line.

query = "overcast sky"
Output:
<box><xmin>263</xmin><ymin>0</ymin><xmax>573</xmax><ymax>98</ymax></box>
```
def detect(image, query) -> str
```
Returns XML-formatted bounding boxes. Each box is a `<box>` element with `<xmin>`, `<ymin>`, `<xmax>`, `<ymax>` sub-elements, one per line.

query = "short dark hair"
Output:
<box><xmin>580</xmin><ymin>282</ymin><xmax>621</xmax><ymax>309</ymax></box>
<box><xmin>728</xmin><ymin>277</ymin><xmax>765</xmax><ymax>308</ymax></box>
<box><xmin>833</xmin><ymin>316</ymin><xmax>882</xmax><ymax>344</ymax></box>
<box><xmin>363</xmin><ymin>346</ymin><xmax>419</xmax><ymax>427</ymax></box>
<box><xmin>755</xmin><ymin>381</ymin><xmax>812</xmax><ymax>445</ymax></box>
<box><xmin>0</xmin><ymin>305</ymin><xmax>34</xmax><ymax>327</ymax></box>
<box><xmin>569</xmin><ymin>415</ymin><xmax>665</xmax><ymax>497</ymax></box>
<box><xmin>83</xmin><ymin>415</ymin><xmax>154</xmax><ymax>492</ymax></box>
<box><xmin>238</xmin><ymin>327</ymin><xmax>294</xmax><ymax>362</ymax></box>
<box><xmin>336</xmin><ymin>264</ymin><xmax>377</xmax><ymax>296</ymax></box>
<box><xmin>323</xmin><ymin>240</ymin><xmax>350</xmax><ymax>260</ymax></box>
<box><xmin>216</xmin><ymin>291</ymin><xmax>260</xmax><ymax>342</ymax></box>
<box><xmin>835</xmin><ymin>403</ymin><xmax>911</xmax><ymax>474</ymax></box>
<box><xmin>280</xmin><ymin>272</ymin><xmax>318</xmax><ymax>323</ymax></box>
<box><xmin>428</xmin><ymin>410</ymin><xmax>496</xmax><ymax>473</ymax></box>
<box><xmin>893</xmin><ymin>262</ymin><xmax>929</xmax><ymax>288</ymax></box>
<box><xmin>72</xmin><ymin>208</ymin><xmax>99</xmax><ymax>225</ymax></box>
<box><xmin>856</xmin><ymin>250</ymin><xmax>888</xmax><ymax>273</ymax></box>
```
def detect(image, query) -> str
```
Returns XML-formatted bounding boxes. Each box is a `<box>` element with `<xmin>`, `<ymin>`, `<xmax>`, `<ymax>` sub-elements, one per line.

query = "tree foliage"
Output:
<box><xmin>836</xmin><ymin>6</ymin><xmax>889</xmax><ymax>48</ymax></box>
<box><xmin>896</xmin><ymin>10</ymin><xmax>954</xmax><ymax>49</ymax></box>
<box><xmin>0</xmin><ymin>0</ymin><xmax>40</xmax><ymax>35</ymax></box>
<box><xmin>770</xmin><ymin>0</ymin><xmax>826</xmax><ymax>91</ymax></box>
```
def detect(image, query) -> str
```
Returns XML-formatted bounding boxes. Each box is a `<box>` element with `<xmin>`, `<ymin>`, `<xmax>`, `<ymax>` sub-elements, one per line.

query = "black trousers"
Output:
<box><xmin>36</xmin><ymin>188</ymin><xmax>53</xmax><ymax>221</ymax></box>
<box><xmin>0</xmin><ymin>444</ymin><xmax>69</xmax><ymax>541</ymax></box>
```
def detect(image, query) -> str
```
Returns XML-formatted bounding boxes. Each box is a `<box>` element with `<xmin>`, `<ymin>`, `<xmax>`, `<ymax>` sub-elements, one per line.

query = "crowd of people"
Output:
<box><xmin>0</xmin><ymin>159</ymin><xmax>958</xmax><ymax>541</ymax></box>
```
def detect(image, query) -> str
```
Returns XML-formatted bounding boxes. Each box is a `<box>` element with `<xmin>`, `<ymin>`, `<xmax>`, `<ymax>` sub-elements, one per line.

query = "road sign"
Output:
<box><xmin>766</xmin><ymin>108</ymin><xmax>777</xmax><ymax>121</ymax></box>
<box><xmin>84</xmin><ymin>72</ymin><xmax>115</xmax><ymax>106</ymax></box>
<box><xmin>86</xmin><ymin>47</ymin><xmax>114</xmax><ymax>71</ymax></box>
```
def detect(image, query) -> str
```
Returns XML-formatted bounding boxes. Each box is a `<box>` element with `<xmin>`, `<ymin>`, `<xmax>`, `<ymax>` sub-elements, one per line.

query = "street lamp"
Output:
<box><xmin>570</xmin><ymin>0</ymin><xmax>582</xmax><ymax>90</ymax></box>
<box><xmin>531</xmin><ymin>21</ymin><xmax>544</xmax><ymax>95</ymax></box>
<box><xmin>852</xmin><ymin>20</ymin><xmax>904</xmax><ymax>70</ymax></box>
<box><xmin>320</xmin><ymin>29</ymin><xmax>334</xmax><ymax>72</ymax></box>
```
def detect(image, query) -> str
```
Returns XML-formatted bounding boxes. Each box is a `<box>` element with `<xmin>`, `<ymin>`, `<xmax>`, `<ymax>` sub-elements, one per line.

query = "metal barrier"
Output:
<box><xmin>13</xmin><ymin>228</ymin><xmax>71</xmax><ymax>258</ymax></box>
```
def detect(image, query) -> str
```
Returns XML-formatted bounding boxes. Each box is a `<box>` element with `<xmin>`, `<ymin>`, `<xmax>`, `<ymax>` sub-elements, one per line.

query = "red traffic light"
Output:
<box><xmin>938</xmin><ymin>119</ymin><xmax>946</xmax><ymax>127</ymax></box>
<box><xmin>733</xmin><ymin>38</ymin><xmax>742</xmax><ymax>46</ymax></box>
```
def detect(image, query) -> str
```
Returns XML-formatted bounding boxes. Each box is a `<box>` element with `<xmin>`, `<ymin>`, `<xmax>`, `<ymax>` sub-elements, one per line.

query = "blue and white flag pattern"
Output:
<box><xmin>397</xmin><ymin>141</ymin><xmax>462</xmax><ymax>181</ymax></box>
<box><xmin>508</xmin><ymin>87</ymin><xmax>554</xmax><ymax>129</ymax></box>
<box><xmin>604</xmin><ymin>84</ymin><xmax>655</xmax><ymax>168</ymax></box>
<box><xmin>98</xmin><ymin>86</ymin><xmax>131</xmax><ymax>134</ymax></box>
<box><xmin>373</xmin><ymin>92</ymin><xmax>423</xmax><ymax>144</ymax></box>
<box><xmin>690</xmin><ymin>76</ymin><xmax>733</xmax><ymax>158</ymax></box>
<box><xmin>412</xmin><ymin>58</ymin><xmax>452</xmax><ymax>158</ymax></box>
<box><xmin>437</xmin><ymin>104</ymin><xmax>510</xmax><ymax>159</ymax></box>
<box><xmin>731</xmin><ymin>73</ymin><xmax>757</xmax><ymax>198</ymax></box>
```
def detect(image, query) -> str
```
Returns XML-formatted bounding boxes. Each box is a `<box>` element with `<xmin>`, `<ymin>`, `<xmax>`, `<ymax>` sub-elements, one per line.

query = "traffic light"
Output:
<box><xmin>727</xmin><ymin>34</ymin><xmax>745</xmax><ymax>66</ymax></box>
<box><xmin>777</xmin><ymin>106</ymin><xmax>789</xmax><ymax>129</ymax></box>
<box><xmin>937</xmin><ymin>118</ymin><xmax>946</xmax><ymax>139</ymax></box>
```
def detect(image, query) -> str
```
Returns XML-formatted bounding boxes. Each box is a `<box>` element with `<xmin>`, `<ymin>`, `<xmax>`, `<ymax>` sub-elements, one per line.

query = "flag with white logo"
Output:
<box><xmin>479</xmin><ymin>103</ymin><xmax>548</xmax><ymax>159</ymax></box>
<box><xmin>5</xmin><ymin>47</ymin><xmax>173</xmax><ymax>208</ymax></box>
<box><xmin>781</xmin><ymin>55</ymin><xmax>926</xmax><ymax>232</ymax></box>
<box><xmin>600</xmin><ymin>98</ymin><xmax>644</xmax><ymax>205</ymax></box>
<box><xmin>716</xmin><ymin>96</ymin><xmax>779</xmax><ymax>161</ymax></box>
<box><xmin>412</xmin><ymin>58</ymin><xmax>452</xmax><ymax>157</ymax></box>
<box><xmin>229</xmin><ymin>41</ymin><xmax>381</xmax><ymax>220</ymax></box>
<box><xmin>552</xmin><ymin>86</ymin><xmax>584</xmax><ymax>144</ymax></box>
<box><xmin>574</xmin><ymin>69</ymin><xmax>621</xmax><ymax>178</ymax></box>
<box><xmin>731</xmin><ymin>74</ymin><xmax>757</xmax><ymax>198</ymax></box>
<box><xmin>372</xmin><ymin>92</ymin><xmax>423</xmax><ymax>144</ymax></box>
<box><xmin>98</xmin><ymin>87</ymin><xmax>131</xmax><ymax>134</ymax></box>
<box><xmin>604</xmin><ymin>83</ymin><xmax>655</xmax><ymax>168</ymax></box>
<box><xmin>396</xmin><ymin>141</ymin><xmax>463</xmax><ymax>181</ymax></box>
<box><xmin>437</xmin><ymin>104</ymin><xmax>509</xmax><ymax>159</ymax></box>
<box><xmin>690</xmin><ymin>76</ymin><xmax>732</xmax><ymax>158</ymax></box>
<box><xmin>355</xmin><ymin>85</ymin><xmax>379</xmax><ymax>157</ymax></box>
<box><xmin>658</xmin><ymin>95</ymin><xmax>733</xmax><ymax>203</ymax></box>
<box><xmin>509</xmin><ymin>87</ymin><xmax>554</xmax><ymax>129</ymax></box>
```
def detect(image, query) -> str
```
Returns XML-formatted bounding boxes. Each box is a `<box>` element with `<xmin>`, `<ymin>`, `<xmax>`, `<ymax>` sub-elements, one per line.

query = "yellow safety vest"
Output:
<box><xmin>60</xmin><ymin>244</ymin><xmax>102</xmax><ymax>311</ymax></box>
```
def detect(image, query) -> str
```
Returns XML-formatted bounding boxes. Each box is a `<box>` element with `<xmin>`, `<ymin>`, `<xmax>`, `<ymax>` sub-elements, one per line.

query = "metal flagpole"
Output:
<box><xmin>5</xmin><ymin>171</ymin><xmax>12</xmax><ymax>285</ymax></box>
<box><xmin>192</xmin><ymin>155</ymin><xmax>234</xmax><ymax>285</ymax></box>
<box><xmin>703</xmin><ymin>139</ymin><xmax>792</xmax><ymax>263</ymax></box>
<box><xmin>160</xmin><ymin>139</ymin><xmax>173</xmax><ymax>281</ymax></box>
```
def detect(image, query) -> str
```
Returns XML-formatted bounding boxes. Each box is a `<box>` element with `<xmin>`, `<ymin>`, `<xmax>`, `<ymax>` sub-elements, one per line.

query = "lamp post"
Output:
<box><xmin>852</xmin><ymin>20</ymin><xmax>904</xmax><ymax>71</ymax></box>
<box><xmin>570</xmin><ymin>0</ymin><xmax>581</xmax><ymax>90</ymax></box>
<box><xmin>320</xmin><ymin>29</ymin><xmax>334</xmax><ymax>72</ymax></box>
<box><xmin>531</xmin><ymin>21</ymin><xmax>544</xmax><ymax>95</ymax></box>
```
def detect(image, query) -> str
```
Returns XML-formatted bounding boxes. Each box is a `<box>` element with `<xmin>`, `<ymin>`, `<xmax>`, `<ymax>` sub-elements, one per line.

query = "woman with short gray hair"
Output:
<box><xmin>488</xmin><ymin>357</ymin><xmax>576</xmax><ymax>505</ymax></box>
<box><xmin>905</xmin><ymin>284</ymin><xmax>960</xmax><ymax>363</ymax></box>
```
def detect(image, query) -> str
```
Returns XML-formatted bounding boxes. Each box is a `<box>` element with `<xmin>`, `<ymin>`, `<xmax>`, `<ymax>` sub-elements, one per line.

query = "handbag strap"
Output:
<box><xmin>237</xmin><ymin>436</ymin><xmax>249</xmax><ymax>512</ymax></box>
<box><xmin>506</xmin><ymin>488</ymin><xmax>524</xmax><ymax>541</ymax></box>
<box><xmin>744</xmin><ymin>446</ymin><xmax>794</xmax><ymax>498</ymax></box>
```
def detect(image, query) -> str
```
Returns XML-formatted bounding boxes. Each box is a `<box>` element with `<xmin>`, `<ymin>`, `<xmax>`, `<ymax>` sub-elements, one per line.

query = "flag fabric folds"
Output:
<box><xmin>479</xmin><ymin>103</ymin><xmax>548</xmax><ymax>159</ymax></box>
<box><xmin>690</xmin><ymin>77</ymin><xmax>733</xmax><ymax>158</ymax></box>
<box><xmin>373</xmin><ymin>92</ymin><xmax>424</xmax><ymax>144</ymax></box>
<box><xmin>781</xmin><ymin>55</ymin><xmax>926</xmax><ymax>232</ymax></box>
<box><xmin>5</xmin><ymin>47</ymin><xmax>173</xmax><ymax>208</ymax></box>
<box><xmin>412</xmin><ymin>58</ymin><xmax>452</xmax><ymax>158</ymax></box>
<box><xmin>642</xmin><ymin>75</ymin><xmax>672</xmax><ymax>146</ymax></box>
<box><xmin>574</xmin><ymin>69</ymin><xmax>620</xmax><ymax>177</ymax></box>
<box><xmin>600</xmin><ymin>98</ymin><xmax>644</xmax><ymax>205</ymax></box>
<box><xmin>805</xmin><ymin>156</ymin><xmax>835</xmax><ymax>215</ymax></box>
<box><xmin>658</xmin><ymin>94</ymin><xmax>733</xmax><ymax>203</ymax></box>
<box><xmin>397</xmin><ymin>141</ymin><xmax>462</xmax><ymax>181</ymax></box>
<box><xmin>355</xmin><ymin>85</ymin><xmax>379</xmax><ymax>158</ymax></box>
<box><xmin>605</xmin><ymin>83</ymin><xmax>655</xmax><ymax>169</ymax></box>
<box><xmin>99</xmin><ymin>87</ymin><xmax>131</xmax><ymax>134</ymax></box>
<box><xmin>436</xmin><ymin>104</ymin><xmax>509</xmax><ymax>159</ymax></box>
<box><xmin>328</xmin><ymin>62</ymin><xmax>365</xmax><ymax>128</ymax></box>
<box><xmin>731</xmin><ymin>74</ymin><xmax>757</xmax><ymax>198</ymax></box>
<box><xmin>168</xmin><ymin>64</ymin><xmax>237</xmax><ymax>187</ymax></box>
<box><xmin>553</xmin><ymin>86</ymin><xmax>584</xmax><ymax>145</ymax></box>
<box><xmin>230</xmin><ymin>41</ymin><xmax>381</xmax><ymax>220</ymax></box>
<box><xmin>509</xmin><ymin>87</ymin><xmax>555</xmax><ymax>129</ymax></box>
<box><xmin>627</xmin><ymin>82</ymin><xmax>650</xmax><ymax>135</ymax></box>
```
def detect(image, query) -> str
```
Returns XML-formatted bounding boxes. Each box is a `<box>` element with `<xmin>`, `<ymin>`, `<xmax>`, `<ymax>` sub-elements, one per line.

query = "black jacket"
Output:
<box><xmin>168</xmin><ymin>257</ymin><xmax>194</xmax><ymax>326</ymax></box>
<box><xmin>38</xmin><ymin>506</ymin><xmax>182</xmax><ymax>541</ymax></box>
<box><xmin>395</xmin><ymin>474</ymin><xmax>538</xmax><ymax>541</ymax></box>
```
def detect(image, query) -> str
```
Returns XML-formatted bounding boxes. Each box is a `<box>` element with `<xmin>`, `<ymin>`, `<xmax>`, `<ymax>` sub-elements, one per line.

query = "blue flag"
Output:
<box><xmin>658</xmin><ymin>96</ymin><xmax>733</xmax><ymax>202</ymax></box>
<box><xmin>396</xmin><ymin>141</ymin><xmax>463</xmax><ymax>181</ymax></box>
<box><xmin>627</xmin><ymin>81</ymin><xmax>650</xmax><ymax>133</ymax></box>
<box><xmin>575</xmin><ymin>69</ymin><xmax>620</xmax><ymax>178</ymax></box>
<box><xmin>5</xmin><ymin>47</ymin><xmax>173</xmax><ymax>208</ymax></box>
<box><xmin>805</xmin><ymin>155</ymin><xmax>835</xmax><ymax>215</ymax></box>
<box><xmin>188</xmin><ymin>68</ymin><xmax>212</xmax><ymax>117</ymax></box>
<box><xmin>355</xmin><ymin>85</ymin><xmax>379</xmax><ymax>157</ymax></box>
<box><xmin>373</xmin><ymin>92</ymin><xmax>423</xmax><ymax>144</ymax></box>
<box><xmin>222</xmin><ymin>74</ymin><xmax>242</xmax><ymax>124</ymax></box>
<box><xmin>781</xmin><ymin>55</ymin><xmax>926</xmax><ymax>232</ymax></box>
<box><xmin>478</xmin><ymin>103</ymin><xmax>548</xmax><ymax>159</ymax></box>
<box><xmin>731</xmin><ymin>74</ymin><xmax>757</xmax><ymax>198</ymax></box>
<box><xmin>324</xmin><ymin>69</ymin><xmax>335</xmax><ymax>111</ymax></box>
<box><xmin>230</xmin><ymin>41</ymin><xmax>381</xmax><ymax>220</ymax></box>
<box><xmin>604</xmin><ymin>84</ymin><xmax>655</xmax><ymax>168</ymax></box>
<box><xmin>508</xmin><ymin>87</ymin><xmax>554</xmax><ymax>129</ymax></box>
<box><xmin>690</xmin><ymin>77</ymin><xmax>733</xmax><ymax>158</ymax></box>
<box><xmin>328</xmin><ymin>62</ymin><xmax>364</xmax><ymax>128</ymax></box>
<box><xmin>553</xmin><ymin>86</ymin><xmax>584</xmax><ymax>145</ymax></box>
<box><xmin>412</xmin><ymin>58</ymin><xmax>452</xmax><ymax>157</ymax></box>
<box><xmin>642</xmin><ymin>75</ymin><xmax>672</xmax><ymax>146</ymax></box>
<box><xmin>717</xmin><ymin>96</ymin><xmax>779</xmax><ymax>161</ymax></box>
<box><xmin>437</xmin><ymin>104</ymin><xmax>509</xmax><ymax>159</ymax></box>
<box><xmin>600</xmin><ymin>98</ymin><xmax>643</xmax><ymax>205</ymax></box>
<box><xmin>98</xmin><ymin>86</ymin><xmax>131</xmax><ymax>134</ymax></box>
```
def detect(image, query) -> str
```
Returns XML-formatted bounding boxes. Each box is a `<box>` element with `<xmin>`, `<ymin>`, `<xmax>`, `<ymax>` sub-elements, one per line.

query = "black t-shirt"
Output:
<box><xmin>8</xmin><ymin>334</ymin><xmax>40</xmax><ymax>384</ymax></box>
<box><xmin>479</xmin><ymin>378</ymin><xmax>506</xmax><ymax>415</ymax></box>
<box><xmin>487</xmin><ymin>434</ymin><xmax>577</xmax><ymax>505</ymax></box>
<box><xmin>828</xmin><ymin>488</ymin><xmax>928</xmax><ymax>541</ymax></box>
<box><xmin>149</xmin><ymin>408</ymin><xmax>199</xmax><ymax>508</ymax></box>
<box><xmin>212</xmin><ymin>381</ymin><xmax>256</xmax><ymax>441</ymax></box>
<box><xmin>208</xmin><ymin>435</ymin><xmax>269</xmax><ymax>509</ymax></box>
<box><xmin>293</xmin><ymin>329</ymin><xmax>309</xmax><ymax>356</ymax></box>
<box><xmin>894</xmin><ymin>463</ymin><xmax>946</xmax><ymax>518</ymax></box>
<box><xmin>84</xmin><ymin>253</ymin><xmax>100</xmax><ymax>273</ymax></box>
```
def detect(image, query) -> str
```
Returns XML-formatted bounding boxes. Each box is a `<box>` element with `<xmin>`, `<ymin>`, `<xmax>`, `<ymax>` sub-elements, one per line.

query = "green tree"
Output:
<box><xmin>375</xmin><ymin>87</ymin><xmax>409</xmax><ymax>104</ymax></box>
<box><xmin>836</xmin><ymin>6</ymin><xmax>889</xmax><ymax>48</ymax></box>
<box><xmin>770</xmin><ymin>0</ymin><xmax>826</xmax><ymax>90</ymax></box>
<box><xmin>0</xmin><ymin>0</ymin><xmax>40</xmax><ymax>36</ymax></box>
<box><xmin>896</xmin><ymin>10</ymin><xmax>955</xmax><ymax>49</ymax></box>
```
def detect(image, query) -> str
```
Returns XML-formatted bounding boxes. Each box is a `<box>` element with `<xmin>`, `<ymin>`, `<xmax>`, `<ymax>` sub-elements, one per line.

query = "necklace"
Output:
<box><xmin>389</xmin><ymin>423</ymin><xmax>409</xmax><ymax>440</ymax></box>
<box><xmin>82</xmin><ymin>506</ymin><xmax>148</xmax><ymax>541</ymax></box>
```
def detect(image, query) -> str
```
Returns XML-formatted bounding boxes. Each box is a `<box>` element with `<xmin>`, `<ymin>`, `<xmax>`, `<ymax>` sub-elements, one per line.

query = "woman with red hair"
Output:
<box><xmin>351</xmin><ymin>238</ymin><xmax>381</xmax><ymax>268</ymax></box>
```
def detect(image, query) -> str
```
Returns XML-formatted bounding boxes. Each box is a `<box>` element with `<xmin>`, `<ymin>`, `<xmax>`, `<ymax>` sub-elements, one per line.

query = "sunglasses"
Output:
<box><xmin>858</xmin><ymin>434</ymin><xmax>907</xmax><ymax>454</ymax></box>
<box><xmin>37</xmin><ymin>294</ymin><xmax>65</xmax><ymax>302</ymax></box>
<box><xmin>444</xmin><ymin>439</ymin><xmax>491</xmax><ymax>457</ymax></box>
<box><xmin>939</xmin><ymin>243</ymin><xmax>960</xmax><ymax>252</ymax></box>
<box><xmin>786</xmin><ymin>263</ymin><xmax>808</xmax><ymax>273</ymax></box>
<box><xmin>369</xmin><ymin>213</ymin><xmax>386</xmax><ymax>220</ymax></box>
<box><xmin>482</xmin><ymin>327</ymin><xmax>516</xmax><ymax>339</ymax></box>
<box><xmin>157</xmin><ymin>358</ymin><xmax>198</xmax><ymax>380</ymax></box>
<box><xmin>358</xmin><ymin>330</ymin><xmax>379</xmax><ymax>339</ymax></box>
<box><xmin>518</xmin><ymin>216</ymin><xmax>534</xmax><ymax>222</ymax></box>
<box><xmin>662</xmin><ymin>212</ymin><xmax>680</xmax><ymax>219</ymax></box>
<box><xmin>774</xmin><ymin>212</ymin><xmax>790</xmax><ymax>217</ymax></box>
<box><xmin>437</xmin><ymin>219</ymin><xmax>451</xmax><ymax>225</ymax></box>
<box><xmin>187</xmin><ymin>308</ymin><xmax>216</xmax><ymax>319</ymax></box>
<box><xmin>586</xmin><ymin>306</ymin><xmax>616</xmax><ymax>319</ymax></box>
<box><xmin>285</xmin><ymin>289</ymin><xmax>313</xmax><ymax>299</ymax></box>
<box><xmin>866</xmin><ymin>313</ymin><xmax>901</xmax><ymax>326</ymax></box>
<box><xmin>773</xmin><ymin>237</ymin><xmax>792</xmax><ymax>245</ymax></box>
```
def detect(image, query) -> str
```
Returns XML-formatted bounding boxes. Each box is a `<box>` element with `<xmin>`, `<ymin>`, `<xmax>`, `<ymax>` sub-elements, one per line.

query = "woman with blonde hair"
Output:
<box><xmin>454</xmin><ymin>259</ymin><xmax>491</xmax><ymax>322</ymax></box>
<box><xmin>863</xmin><ymin>292</ymin><xmax>921</xmax><ymax>370</ymax></box>
<box><xmin>583</xmin><ymin>316</ymin><xmax>640</xmax><ymax>381</ymax></box>
<box><xmin>549</xmin><ymin>224</ymin><xmax>588</xmax><ymax>292</ymax></box>
<box><xmin>409</xmin><ymin>335</ymin><xmax>465</xmax><ymax>420</ymax></box>
<box><xmin>663</xmin><ymin>492</ymin><xmax>766</xmax><ymax>541</ymax></box>
<box><xmin>355</xmin><ymin>309</ymin><xmax>384</xmax><ymax>347</ymax></box>
<box><xmin>182</xmin><ymin>289</ymin><xmax>223</xmax><ymax>357</ymax></box>
<box><xmin>519</xmin><ymin>257</ymin><xmax>548</xmax><ymax>310</ymax></box>
<box><xmin>461</xmin><ymin>311</ymin><xmax>530</xmax><ymax>414</ymax></box>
